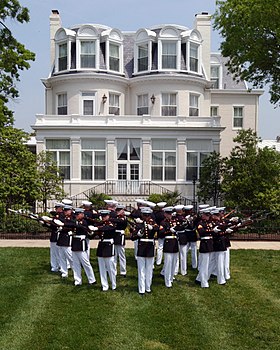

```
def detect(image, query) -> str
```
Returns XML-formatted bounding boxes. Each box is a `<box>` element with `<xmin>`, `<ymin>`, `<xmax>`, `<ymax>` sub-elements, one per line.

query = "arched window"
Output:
<box><xmin>101</xmin><ymin>28</ymin><xmax>124</xmax><ymax>74</ymax></box>
<box><xmin>134</xmin><ymin>29</ymin><xmax>156</xmax><ymax>74</ymax></box>
<box><xmin>182</xmin><ymin>29</ymin><xmax>202</xmax><ymax>74</ymax></box>
<box><xmin>76</xmin><ymin>26</ymin><xmax>99</xmax><ymax>70</ymax></box>
<box><xmin>54</xmin><ymin>28</ymin><xmax>76</xmax><ymax>72</ymax></box>
<box><xmin>158</xmin><ymin>27</ymin><xmax>181</xmax><ymax>71</ymax></box>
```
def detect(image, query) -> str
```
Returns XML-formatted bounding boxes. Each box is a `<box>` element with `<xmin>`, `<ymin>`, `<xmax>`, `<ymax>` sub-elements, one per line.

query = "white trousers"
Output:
<box><xmin>134</xmin><ymin>240</ymin><xmax>138</xmax><ymax>260</ymax></box>
<box><xmin>50</xmin><ymin>242</ymin><xmax>60</xmax><ymax>272</ymax></box>
<box><xmin>215</xmin><ymin>251</ymin><xmax>226</xmax><ymax>285</ymax></box>
<box><xmin>156</xmin><ymin>238</ymin><xmax>164</xmax><ymax>265</ymax></box>
<box><xmin>114</xmin><ymin>245</ymin><xmax>127</xmax><ymax>275</ymax></box>
<box><xmin>72</xmin><ymin>251</ymin><xmax>96</xmax><ymax>285</ymax></box>
<box><xmin>164</xmin><ymin>252</ymin><xmax>178</xmax><ymax>288</ymax></box>
<box><xmin>137</xmin><ymin>256</ymin><xmax>154</xmax><ymax>294</ymax></box>
<box><xmin>224</xmin><ymin>248</ymin><xmax>231</xmax><ymax>280</ymax></box>
<box><xmin>196</xmin><ymin>252</ymin><xmax>211</xmax><ymax>288</ymax></box>
<box><xmin>86</xmin><ymin>238</ymin><xmax>90</xmax><ymax>259</ymax></box>
<box><xmin>59</xmin><ymin>246</ymin><xmax>73</xmax><ymax>277</ymax></box>
<box><xmin>98</xmin><ymin>256</ymin><xmax>116</xmax><ymax>291</ymax></box>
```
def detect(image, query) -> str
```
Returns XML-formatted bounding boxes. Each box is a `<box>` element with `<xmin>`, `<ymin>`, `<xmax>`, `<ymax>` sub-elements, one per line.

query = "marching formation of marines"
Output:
<box><xmin>18</xmin><ymin>198</ymin><xmax>248</xmax><ymax>294</ymax></box>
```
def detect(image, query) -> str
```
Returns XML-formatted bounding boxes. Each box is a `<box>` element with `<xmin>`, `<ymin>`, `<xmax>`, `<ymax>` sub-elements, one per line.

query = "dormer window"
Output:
<box><xmin>210</xmin><ymin>55</ymin><xmax>223</xmax><ymax>89</ymax></box>
<box><xmin>109</xmin><ymin>43</ymin><xmax>120</xmax><ymax>72</ymax></box>
<box><xmin>101</xmin><ymin>28</ymin><xmax>123</xmax><ymax>74</ymax></box>
<box><xmin>189</xmin><ymin>43</ymin><xmax>199</xmax><ymax>72</ymax></box>
<box><xmin>76</xmin><ymin>26</ymin><xmax>99</xmax><ymax>70</ymax></box>
<box><xmin>54</xmin><ymin>28</ymin><xmax>76</xmax><ymax>73</ymax></box>
<box><xmin>162</xmin><ymin>42</ymin><xmax>177</xmax><ymax>69</ymax></box>
<box><xmin>80</xmin><ymin>41</ymin><xmax>96</xmax><ymax>68</ymax></box>
<box><xmin>158</xmin><ymin>27</ymin><xmax>181</xmax><ymax>71</ymax></box>
<box><xmin>58</xmin><ymin>43</ymin><xmax>67</xmax><ymax>71</ymax></box>
<box><xmin>134</xmin><ymin>29</ymin><xmax>155</xmax><ymax>74</ymax></box>
<box><xmin>182</xmin><ymin>29</ymin><xmax>202</xmax><ymax>74</ymax></box>
<box><xmin>138</xmin><ymin>44</ymin><xmax>148</xmax><ymax>72</ymax></box>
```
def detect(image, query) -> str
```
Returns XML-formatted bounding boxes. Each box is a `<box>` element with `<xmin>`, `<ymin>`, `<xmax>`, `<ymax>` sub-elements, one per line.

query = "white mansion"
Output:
<box><xmin>32</xmin><ymin>10</ymin><xmax>262</xmax><ymax>204</ymax></box>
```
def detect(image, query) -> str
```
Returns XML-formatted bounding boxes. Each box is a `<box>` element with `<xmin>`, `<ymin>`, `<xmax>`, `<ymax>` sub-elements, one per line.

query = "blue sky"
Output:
<box><xmin>6</xmin><ymin>0</ymin><xmax>280</xmax><ymax>140</ymax></box>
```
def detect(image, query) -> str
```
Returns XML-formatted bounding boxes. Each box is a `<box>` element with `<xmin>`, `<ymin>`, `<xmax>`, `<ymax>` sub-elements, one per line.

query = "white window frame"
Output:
<box><xmin>137</xmin><ymin>94</ymin><xmax>149</xmax><ymax>115</ymax></box>
<box><xmin>158</xmin><ymin>39</ymin><xmax>180</xmax><ymax>71</ymax></box>
<box><xmin>186</xmin><ymin>151</ymin><xmax>210</xmax><ymax>181</ymax></box>
<box><xmin>185</xmin><ymin>31</ymin><xmax>202</xmax><ymax>75</ymax></box>
<box><xmin>233</xmin><ymin>106</ymin><xmax>244</xmax><ymax>129</ymax></box>
<box><xmin>189</xmin><ymin>93</ymin><xmax>199</xmax><ymax>117</ymax></box>
<box><xmin>78</xmin><ymin>40</ymin><xmax>97</xmax><ymax>69</ymax></box>
<box><xmin>81</xmin><ymin>139</ymin><xmax>106</xmax><ymax>181</ymax></box>
<box><xmin>109</xmin><ymin>93</ymin><xmax>120</xmax><ymax>115</ymax></box>
<box><xmin>80</xmin><ymin>92</ymin><xmax>96</xmax><ymax>116</ymax></box>
<box><xmin>211</xmin><ymin>64</ymin><xmax>222</xmax><ymax>89</ymax></box>
<box><xmin>151</xmin><ymin>139</ymin><xmax>177</xmax><ymax>182</ymax></box>
<box><xmin>210</xmin><ymin>105</ymin><xmax>219</xmax><ymax>117</ymax></box>
<box><xmin>46</xmin><ymin>139</ymin><xmax>71</xmax><ymax>180</ymax></box>
<box><xmin>161</xmin><ymin>93</ymin><xmax>177</xmax><ymax>116</ymax></box>
<box><xmin>57</xmin><ymin>93</ymin><xmax>67</xmax><ymax>115</ymax></box>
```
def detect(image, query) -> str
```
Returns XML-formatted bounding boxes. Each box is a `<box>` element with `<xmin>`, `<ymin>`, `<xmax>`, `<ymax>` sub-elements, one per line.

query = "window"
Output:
<box><xmin>151</xmin><ymin>139</ymin><xmax>176</xmax><ymax>181</ymax></box>
<box><xmin>57</xmin><ymin>93</ymin><xmax>67</xmax><ymax>115</ymax></box>
<box><xmin>162</xmin><ymin>93</ymin><xmax>177</xmax><ymax>116</ymax></box>
<box><xmin>117</xmin><ymin>139</ymin><xmax>140</xmax><ymax>161</ymax></box>
<box><xmin>162</xmin><ymin>42</ymin><xmax>177</xmax><ymax>69</ymax></box>
<box><xmin>211</xmin><ymin>65</ymin><xmax>220</xmax><ymax>89</ymax></box>
<box><xmin>138</xmin><ymin>44</ymin><xmax>148</xmax><ymax>72</ymax></box>
<box><xmin>109</xmin><ymin>43</ymin><xmax>120</xmax><ymax>72</ymax></box>
<box><xmin>58</xmin><ymin>43</ymin><xmax>67</xmax><ymax>71</ymax></box>
<box><xmin>189</xmin><ymin>43</ymin><xmax>199</xmax><ymax>72</ymax></box>
<box><xmin>81</xmin><ymin>139</ymin><xmax>106</xmax><ymax>180</ymax></box>
<box><xmin>189</xmin><ymin>94</ymin><xmax>199</xmax><ymax>116</ymax></box>
<box><xmin>186</xmin><ymin>152</ymin><xmax>209</xmax><ymax>181</ymax></box>
<box><xmin>210</xmin><ymin>106</ymin><xmax>219</xmax><ymax>117</ymax></box>
<box><xmin>109</xmin><ymin>93</ymin><xmax>120</xmax><ymax>115</ymax></box>
<box><xmin>233</xmin><ymin>107</ymin><xmax>243</xmax><ymax>128</ymax></box>
<box><xmin>46</xmin><ymin>139</ymin><xmax>70</xmax><ymax>180</ymax></box>
<box><xmin>137</xmin><ymin>94</ymin><xmax>149</xmax><ymax>115</ymax></box>
<box><xmin>81</xmin><ymin>92</ymin><xmax>95</xmax><ymax>115</ymax></box>
<box><xmin>80</xmin><ymin>41</ymin><xmax>96</xmax><ymax>68</ymax></box>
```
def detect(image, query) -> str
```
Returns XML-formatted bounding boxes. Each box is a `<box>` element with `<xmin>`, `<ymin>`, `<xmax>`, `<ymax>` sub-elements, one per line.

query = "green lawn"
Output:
<box><xmin>0</xmin><ymin>248</ymin><xmax>279</xmax><ymax>350</ymax></box>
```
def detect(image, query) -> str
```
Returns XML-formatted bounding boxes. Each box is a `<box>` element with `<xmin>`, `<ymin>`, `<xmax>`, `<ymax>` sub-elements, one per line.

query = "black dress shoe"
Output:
<box><xmin>195</xmin><ymin>280</ymin><xmax>201</xmax><ymax>285</ymax></box>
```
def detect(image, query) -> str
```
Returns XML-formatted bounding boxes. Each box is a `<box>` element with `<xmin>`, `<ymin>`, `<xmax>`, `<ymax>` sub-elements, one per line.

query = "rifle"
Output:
<box><xmin>8</xmin><ymin>208</ymin><xmax>59</xmax><ymax>227</ymax></box>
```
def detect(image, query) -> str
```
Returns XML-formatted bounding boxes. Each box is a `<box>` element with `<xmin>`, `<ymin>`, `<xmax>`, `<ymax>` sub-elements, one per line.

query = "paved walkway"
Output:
<box><xmin>0</xmin><ymin>239</ymin><xmax>280</xmax><ymax>250</ymax></box>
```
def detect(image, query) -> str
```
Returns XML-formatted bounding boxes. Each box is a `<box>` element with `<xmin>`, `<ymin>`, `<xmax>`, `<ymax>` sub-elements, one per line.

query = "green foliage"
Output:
<box><xmin>222</xmin><ymin>129</ymin><xmax>280</xmax><ymax>212</ymax></box>
<box><xmin>213</xmin><ymin>0</ymin><xmax>280</xmax><ymax>105</ymax></box>
<box><xmin>0</xmin><ymin>0</ymin><xmax>35</xmax><ymax>126</ymax></box>
<box><xmin>0</xmin><ymin>127</ymin><xmax>39</xmax><ymax>212</ymax></box>
<box><xmin>197</xmin><ymin>151</ymin><xmax>223</xmax><ymax>205</ymax></box>
<box><xmin>0</xmin><ymin>214</ymin><xmax>47</xmax><ymax>234</ymax></box>
<box><xmin>36</xmin><ymin>151</ymin><xmax>66</xmax><ymax>212</ymax></box>
<box><xmin>148</xmin><ymin>190</ymin><xmax>181</xmax><ymax>206</ymax></box>
<box><xmin>88</xmin><ymin>192</ymin><xmax>112</xmax><ymax>209</ymax></box>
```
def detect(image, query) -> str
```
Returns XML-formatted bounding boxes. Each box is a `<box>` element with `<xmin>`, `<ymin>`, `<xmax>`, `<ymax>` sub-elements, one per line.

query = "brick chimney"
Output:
<box><xmin>194</xmin><ymin>12</ymin><xmax>211</xmax><ymax>80</ymax></box>
<box><xmin>50</xmin><ymin>10</ymin><xmax>62</xmax><ymax>68</ymax></box>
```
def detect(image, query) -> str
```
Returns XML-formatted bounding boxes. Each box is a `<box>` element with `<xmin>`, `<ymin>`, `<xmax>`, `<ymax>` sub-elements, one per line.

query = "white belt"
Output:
<box><xmin>201</xmin><ymin>236</ymin><xmax>213</xmax><ymax>240</ymax></box>
<box><xmin>116</xmin><ymin>230</ymin><xmax>125</xmax><ymax>234</ymax></box>
<box><xmin>74</xmin><ymin>235</ymin><xmax>86</xmax><ymax>240</ymax></box>
<box><xmin>140</xmin><ymin>238</ymin><xmax>154</xmax><ymax>242</ymax></box>
<box><xmin>176</xmin><ymin>231</ymin><xmax>185</xmax><ymax>234</ymax></box>
<box><xmin>165</xmin><ymin>236</ymin><xmax>177</xmax><ymax>239</ymax></box>
<box><xmin>102</xmin><ymin>239</ymin><xmax>114</xmax><ymax>243</ymax></box>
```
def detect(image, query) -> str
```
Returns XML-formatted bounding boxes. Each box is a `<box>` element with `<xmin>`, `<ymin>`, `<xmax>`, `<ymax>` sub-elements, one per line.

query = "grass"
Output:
<box><xmin>0</xmin><ymin>248</ymin><xmax>279</xmax><ymax>350</ymax></box>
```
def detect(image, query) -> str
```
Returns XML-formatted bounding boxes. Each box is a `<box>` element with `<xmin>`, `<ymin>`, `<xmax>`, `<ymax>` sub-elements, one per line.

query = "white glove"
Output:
<box><xmin>237</xmin><ymin>223</ymin><xmax>242</xmax><ymax>227</ymax></box>
<box><xmin>147</xmin><ymin>224</ymin><xmax>153</xmax><ymax>230</ymax></box>
<box><xmin>88</xmin><ymin>225</ymin><xmax>98</xmax><ymax>231</ymax></box>
<box><xmin>225</xmin><ymin>228</ymin><xmax>233</xmax><ymax>234</ymax></box>
<box><xmin>137</xmin><ymin>230</ymin><xmax>144</xmax><ymax>237</ymax></box>
<box><xmin>124</xmin><ymin>211</ymin><xmax>131</xmax><ymax>216</ymax></box>
<box><xmin>53</xmin><ymin>219</ymin><xmax>64</xmax><ymax>227</ymax></box>
<box><xmin>68</xmin><ymin>231</ymin><xmax>73</xmax><ymax>236</ymax></box>
<box><xmin>29</xmin><ymin>213</ymin><xmax>38</xmax><ymax>220</ymax></box>
<box><xmin>41</xmin><ymin>215</ymin><xmax>52</xmax><ymax>222</ymax></box>
<box><xmin>170</xmin><ymin>227</ymin><xmax>176</xmax><ymax>234</ymax></box>
<box><xmin>213</xmin><ymin>226</ymin><xmax>221</xmax><ymax>234</ymax></box>
<box><xmin>39</xmin><ymin>220</ymin><xmax>45</xmax><ymax>225</ymax></box>
<box><xmin>230</xmin><ymin>217</ymin><xmax>239</xmax><ymax>223</ymax></box>
<box><xmin>135</xmin><ymin>218</ymin><xmax>143</xmax><ymax>223</ymax></box>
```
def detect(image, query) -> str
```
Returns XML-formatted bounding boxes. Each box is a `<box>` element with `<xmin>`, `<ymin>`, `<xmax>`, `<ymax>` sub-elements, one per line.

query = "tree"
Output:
<box><xmin>0</xmin><ymin>127</ymin><xmax>39</xmax><ymax>212</ymax></box>
<box><xmin>148</xmin><ymin>190</ymin><xmax>181</xmax><ymax>206</ymax></box>
<box><xmin>197</xmin><ymin>151</ymin><xmax>223</xmax><ymax>206</ymax></box>
<box><xmin>221</xmin><ymin>129</ymin><xmax>280</xmax><ymax>213</ymax></box>
<box><xmin>0</xmin><ymin>0</ymin><xmax>35</xmax><ymax>126</ymax></box>
<box><xmin>213</xmin><ymin>0</ymin><xmax>280</xmax><ymax>105</ymax></box>
<box><xmin>36</xmin><ymin>151</ymin><xmax>66</xmax><ymax>212</ymax></box>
